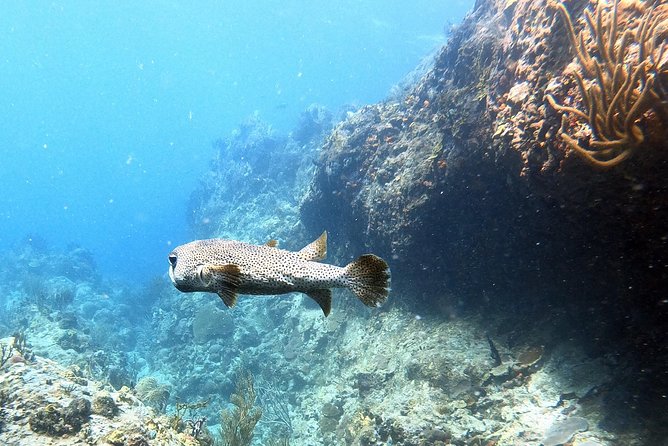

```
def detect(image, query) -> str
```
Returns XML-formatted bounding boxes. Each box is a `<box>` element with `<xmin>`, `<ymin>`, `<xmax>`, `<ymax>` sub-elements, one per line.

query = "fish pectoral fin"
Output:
<box><xmin>207</xmin><ymin>264</ymin><xmax>242</xmax><ymax>287</ymax></box>
<box><xmin>217</xmin><ymin>288</ymin><xmax>238</xmax><ymax>308</ymax></box>
<box><xmin>297</xmin><ymin>231</ymin><xmax>327</xmax><ymax>262</ymax></box>
<box><xmin>306</xmin><ymin>288</ymin><xmax>332</xmax><ymax>317</ymax></box>
<box><xmin>205</xmin><ymin>264</ymin><xmax>241</xmax><ymax>308</ymax></box>
<box><xmin>265</xmin><ymin>239</ymin><xmax>278</xmax><ymax>248</ymax></box>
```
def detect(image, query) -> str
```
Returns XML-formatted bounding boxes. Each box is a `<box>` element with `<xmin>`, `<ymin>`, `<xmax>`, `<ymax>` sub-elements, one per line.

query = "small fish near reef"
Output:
<box><xmin>168</xmin><ymin>232</ymin><xmax>390</xmax><ymax>316</ymax></box>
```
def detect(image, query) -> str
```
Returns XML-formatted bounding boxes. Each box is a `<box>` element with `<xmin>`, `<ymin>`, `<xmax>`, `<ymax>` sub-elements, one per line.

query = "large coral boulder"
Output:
<box><xmin>301</xmin><ymin>0</ymin><xmax>668</xmax><ymax>308</ymax></box>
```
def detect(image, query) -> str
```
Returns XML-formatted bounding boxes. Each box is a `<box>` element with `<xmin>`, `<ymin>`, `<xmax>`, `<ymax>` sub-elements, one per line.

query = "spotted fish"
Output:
<box><xmin>168</xmin><ymin>232</ymin><xmax>390</xmax><ymax>316</ymax></box>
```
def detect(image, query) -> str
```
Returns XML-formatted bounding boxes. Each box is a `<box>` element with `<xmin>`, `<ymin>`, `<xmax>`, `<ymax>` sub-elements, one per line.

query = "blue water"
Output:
<box><xmin>0</xmin><ymin>1</ymin><xmax>472</xmax><ymax>282</ymax></box>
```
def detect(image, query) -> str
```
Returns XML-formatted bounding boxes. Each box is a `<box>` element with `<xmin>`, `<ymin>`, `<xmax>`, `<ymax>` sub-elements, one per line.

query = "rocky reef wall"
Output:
<box><xmin>300</xmin><ymin>0</ymin><xmax>668</xmax><ymax>434</ymax></box>
<box><xmin>300</xmin><ymin>0</ymin><xmax>668</xmax><ymax>319</ymax></box>
<box><xmin>188</xmin><ymin>107</ymin><xmax>332</xmax><ymax>245</ymax></box>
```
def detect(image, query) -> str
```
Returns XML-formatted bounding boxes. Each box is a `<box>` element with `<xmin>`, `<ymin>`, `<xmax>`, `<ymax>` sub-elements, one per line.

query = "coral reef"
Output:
<box><xmin>122</xmin><ymin>62</ymin><xmax>661</xmax><ymax>444</ymax></box>
<box><xmin>0</xmin><ymin>237</ymin><xmax>156</xmax><ymax>392</ymax></box>
<box><xmin>0</xmin><ymin>3</ymin><xmax>666</xmax><ymax>446</ymax></box>
<box><xmin>192</xmin><ymin>302</ymin><xmax>235</xmax><ymax>344</ymax></box>
<box><xmin>292</xmin><ymin>0</ymin><xmax>668</xmax><ymax>442</ymax></box>
<box><xmin>187</xmin><ymin>111</ymin><xmax>330</xmax><ymax>242</ymax></box>
<box><xmin>139</xmin><ymin>272</ymin><xmax>635</xmax><ymax>445</ymax></box>
<box><xmin>0</xmin><ymin>341</ymin><xmax>197</xmax><ymax>445</ymax></box>
<box><xmin>300</xmin><ymin>1</ymin><xmax>517</xmax><ymax>297</ymax></box>
<box><xmin>301</xmin><ymin>0</ymin><xmax>667</xmax><ymax>300</ymax></box>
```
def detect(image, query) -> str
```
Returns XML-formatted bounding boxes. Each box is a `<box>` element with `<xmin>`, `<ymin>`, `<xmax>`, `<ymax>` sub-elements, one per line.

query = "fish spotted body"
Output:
<box><xmin>168</xmin><ymin>232</ymin><xmax>390</xmax><ymax>316</ymax></box>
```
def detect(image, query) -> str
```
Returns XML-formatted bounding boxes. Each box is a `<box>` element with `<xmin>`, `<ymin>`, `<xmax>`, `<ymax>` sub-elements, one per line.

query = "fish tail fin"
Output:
<box><xmin>344</xmin><ymin>254</ymin><xmax>391</xmax><ymax>307</ymax></box>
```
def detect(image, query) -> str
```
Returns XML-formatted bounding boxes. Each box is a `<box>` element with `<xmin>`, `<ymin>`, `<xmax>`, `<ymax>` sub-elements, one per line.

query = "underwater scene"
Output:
<box><xmin>1</xmin><ymin>0</ymin><xmax>667</xmax><ymax>445</ymax></box>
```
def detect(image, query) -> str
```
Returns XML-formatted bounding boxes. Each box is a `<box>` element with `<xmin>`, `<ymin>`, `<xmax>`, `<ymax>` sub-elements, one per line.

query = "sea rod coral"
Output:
<box><xmin>547</xmin><ymin>0</ymin><xmax>667</xmax><ymax>167</ymax></box>
<box><xmin>220</xmin><ymin>371</ymin><xmax>262</xmax><ymax>446</ymax></box>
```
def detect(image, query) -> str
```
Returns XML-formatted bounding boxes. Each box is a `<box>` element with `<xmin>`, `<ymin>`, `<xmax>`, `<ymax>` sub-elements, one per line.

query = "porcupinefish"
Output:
<box><xmin>168</xmin><ymin>232</ymin><xmax>390</xmax><ymax>316</ymax></box>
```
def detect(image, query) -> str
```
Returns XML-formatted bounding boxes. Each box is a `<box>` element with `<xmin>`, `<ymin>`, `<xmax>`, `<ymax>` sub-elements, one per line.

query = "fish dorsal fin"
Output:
<box><xmin>297</xmin><ymin>231</ymin><xmax>327</xmax><ymax>261</ymax></box>
<box><xmin>265</xmin><ymin>239</ymin><xmax>278</xmax><ymax>248</ymax></box>
<box><xmin>305</xmin><ymin>289</ymin><xmax>332</xmax><ymax>317</ymax></box>
<box><xmin>203</xmin><ymin>264</ymin><xmax>241</xmax><ymax>308</ymax></box>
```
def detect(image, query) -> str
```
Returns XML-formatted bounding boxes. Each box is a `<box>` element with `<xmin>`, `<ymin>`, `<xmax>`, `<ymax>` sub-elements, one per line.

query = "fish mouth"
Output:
<box><xmin>168</xmin><ymin>265</ymin><xmax>202</xmax><ymax>292</ymax></box>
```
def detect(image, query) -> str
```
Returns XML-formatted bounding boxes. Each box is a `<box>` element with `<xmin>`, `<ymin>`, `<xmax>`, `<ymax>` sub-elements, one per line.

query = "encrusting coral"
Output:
<box><xmin>547</xmin><ymin>0</ymin><xmax>667</xmax><ymax>167</ymax></box>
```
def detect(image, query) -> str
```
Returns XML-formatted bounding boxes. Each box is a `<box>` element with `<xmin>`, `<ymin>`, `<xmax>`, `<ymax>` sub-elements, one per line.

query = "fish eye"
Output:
<box><xmin>168</xmin><ymin>254</ymin><xmax>177</xmax><ymax>267</ymax></box>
